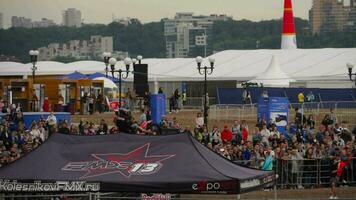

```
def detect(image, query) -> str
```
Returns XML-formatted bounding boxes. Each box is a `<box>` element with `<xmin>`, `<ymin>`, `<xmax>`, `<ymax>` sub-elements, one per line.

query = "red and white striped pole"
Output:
<box><xmin>281</xmin><ymin>0</ymin><xmax>297</xmax><ymax>49</ymax></box>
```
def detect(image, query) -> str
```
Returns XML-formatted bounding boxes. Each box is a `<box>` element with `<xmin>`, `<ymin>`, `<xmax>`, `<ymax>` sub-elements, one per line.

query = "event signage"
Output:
<box><xmin>257</xmin><ymin>97</ymin><xmax>289</xmax><ymax>134</ymax></box>
<box><xmin>62</xmin><ymin>143</ymin><xmax>175</xmax><ymax>178</ymax></box>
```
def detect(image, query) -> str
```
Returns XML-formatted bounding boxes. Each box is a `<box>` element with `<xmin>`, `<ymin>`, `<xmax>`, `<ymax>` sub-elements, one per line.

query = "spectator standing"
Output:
<box><xmin>31</xmin><ymin>89</ymin><xmax>38</xmax><ymax>112</ymax></box>
<box><xmin>298</xmin><ymin>92</ymin><xmax>305</xmax><ymax>104</ymax></box>
<box><xmin>329</xmin><ymin>108</ymin><xmax>338</xmax><ymax>126</ymax></box>
<box><xmin>306</xmin><ymin>91</ymin><xmax>315</xmax><ymax>103</ymax></box>
<box><xmin>43</xmin><ymin>97</ymin><xmax>49</xmax><ymax>112</ymax></box>
<box><xmin>46</xmin><ymin>112</ymin><xmax>57</xmax><ymax>137</ymax></box>
<box><xmin>80</xmin><ymin>92</ymin><xmax>88</xmax><ymax>115</ymax></box>
<box><xmin>158</xmin><ymin>87</ymin><xmax>163</xmax><ymax>94</ymax></box>
<box><xmin>173</xmin><ymin>89</ymin><xmax>180</xmax><ymax>113</ymax></box>
<box><xmin>231</xmin><ymin>121</ymin><xmax>241</xmax><ymax>145</ymax></box>
<box><xmin>88</xmin><ymin>93</ymin><xmax>95</xmax><ymax>115</ymax></box>
<box><xmin>242</xmin><ymin>89</ymin><xmax>247</xmax><ymax>104</ymax></box>
<box><xmin>58</xmin><ymin>92</ymin><xmax>64</xmax><ymax>106</ymax></box>
<box><xmin>96</xmin><ymin>92</ymin><xmax>104</xmax><ymax>113</ymax></box>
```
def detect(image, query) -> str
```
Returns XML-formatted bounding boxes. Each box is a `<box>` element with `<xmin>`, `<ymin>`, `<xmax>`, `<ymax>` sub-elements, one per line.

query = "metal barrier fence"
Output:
<box><xmin>209</xmin><ymin>101</ymin><xmax>356</xmax><ymax>125</ymax></box>
<box><xmin>236</xmin><ymin>157</ymin><xmax>356</xmax><ymax>188</ymax></box>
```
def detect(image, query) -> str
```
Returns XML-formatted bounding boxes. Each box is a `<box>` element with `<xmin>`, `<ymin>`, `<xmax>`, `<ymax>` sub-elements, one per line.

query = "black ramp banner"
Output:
<box><xmin>0</xmin><ymin>133</ymin><xmax>275</xmax><ymax>194</ymax></box>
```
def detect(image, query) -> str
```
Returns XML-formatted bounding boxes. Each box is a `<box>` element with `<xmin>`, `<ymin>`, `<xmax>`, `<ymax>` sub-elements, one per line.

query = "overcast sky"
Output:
<box><xmin>0</xmin><ymin>0</ymin><xmax>312</xmax><ymax>28</ymax></box>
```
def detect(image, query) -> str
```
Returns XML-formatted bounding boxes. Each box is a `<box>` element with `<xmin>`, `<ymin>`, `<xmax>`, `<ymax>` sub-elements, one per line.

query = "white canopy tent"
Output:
<box><xmin>251</xmin><ymin>55</ymin><xmax>295</xmax><ymax>87</ymax></box>
<box><xmin>0</xmin><ymin>48</ymin><xmax>355</xmax><ymax>84</ymax></box>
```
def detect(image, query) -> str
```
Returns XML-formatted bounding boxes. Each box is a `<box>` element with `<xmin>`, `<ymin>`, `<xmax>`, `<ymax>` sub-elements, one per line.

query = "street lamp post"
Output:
<box><xmin>29</xmin><ymin>50</ymin><xmax>39</xmax><ymax>83</ymax></box>
<box><xmin>347</xmin><ymin>63</ymin><xmax>356</xmax><ymax>86</ymax></box>
<box><xmin>195</xmin><ymin>56</ymin><xmax>215</xmax><ymax>128</ymax></box>
<box><xmin>108</xmin><ymin>57</ymin><xmax>132</xmax><ymax>109</ymax></box>
<box><xmin>103</xmin><ymin>52</ymin><xmax>111</xmax><ymax>77</ymax></box>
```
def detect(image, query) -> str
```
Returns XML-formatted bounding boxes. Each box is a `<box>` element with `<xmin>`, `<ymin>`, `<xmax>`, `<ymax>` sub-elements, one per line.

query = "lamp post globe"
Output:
<box><xmin>29</xmin><ymin>49</ymin><xmax>39</xmax><ymax>83</ymax></box>
<box><xmin>195</xmin><ymin>56</ymin><xmax>203</xmax><ymax>66</ymax></box>
<box><xmin>132</xmin><ymin>58</ymin><xmax>138</xmax><ymax>65</ymax></box>
<box><xmin>123</xmin><ymin>57</ymin><xmax>132</xmax><ymax>66</ymax></box>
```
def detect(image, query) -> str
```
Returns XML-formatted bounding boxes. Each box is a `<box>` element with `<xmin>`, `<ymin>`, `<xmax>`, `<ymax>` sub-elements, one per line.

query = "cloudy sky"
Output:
<box><xmin>0</xmin><ymin>0</ymin><xmax>312</xmax><ymax>28</ymax></box>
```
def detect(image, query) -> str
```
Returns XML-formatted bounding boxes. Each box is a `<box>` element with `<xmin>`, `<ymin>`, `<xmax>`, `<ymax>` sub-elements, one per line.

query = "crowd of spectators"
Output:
<box><xmin>190</xmin><ymin>109</ymin><xmax>356</xmax><ymax>189</ymax></box>
<box><xmin>1</xmin><ymin>102</ymin><xmax>356</xmax><ymax>192</ymax></box>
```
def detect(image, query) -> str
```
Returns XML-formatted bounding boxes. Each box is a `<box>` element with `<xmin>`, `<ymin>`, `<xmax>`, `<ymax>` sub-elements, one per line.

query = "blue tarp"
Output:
<box><xmin>62</xmin><ymin>71</ymin><xmax>87</xmax><ymax>80</ymax></box>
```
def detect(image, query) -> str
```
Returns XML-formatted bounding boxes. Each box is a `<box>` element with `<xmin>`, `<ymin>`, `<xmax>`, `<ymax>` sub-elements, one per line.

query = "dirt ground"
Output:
<box><xmin>181</xmin><ymin>187</ymin><xmax>356</xmax><ymax>199</ymax></box>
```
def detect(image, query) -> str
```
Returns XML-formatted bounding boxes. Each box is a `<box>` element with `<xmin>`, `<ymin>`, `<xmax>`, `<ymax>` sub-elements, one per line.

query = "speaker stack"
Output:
<box><xmin>133</xmin><ymin>63</ymin><xmax>149</xmax><ymax>97</ymax></box>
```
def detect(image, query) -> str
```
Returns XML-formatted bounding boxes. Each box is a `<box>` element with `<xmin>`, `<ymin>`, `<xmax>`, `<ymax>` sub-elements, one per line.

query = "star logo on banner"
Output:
<box><xmin>62</xmin><ymin>143</ymin><xmax>175</xmax><ymax>179</ymax></box>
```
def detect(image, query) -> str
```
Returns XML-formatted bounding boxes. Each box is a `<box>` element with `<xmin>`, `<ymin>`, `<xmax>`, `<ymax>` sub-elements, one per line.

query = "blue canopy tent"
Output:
<box><xmin>87</xmin><ymin>72</ymin><xmax>121</xmax><ymax>83</ymax></box>
<box><xmin>62</xmin><ymin>71</ymin><xmax>88</xmax><ymax>80</ymax></box>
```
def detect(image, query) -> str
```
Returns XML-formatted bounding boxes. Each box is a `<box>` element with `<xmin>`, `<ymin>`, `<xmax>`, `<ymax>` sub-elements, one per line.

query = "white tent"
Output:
<box><xmin>93</xmin><ymin>77</ymin><xmax>117</xmax><ymax>89</ymax></box>
<box><xmin>0</xmin><ymin>48</ymin><xmax>355</xmax><ymax>84</ymax></box>
<box><xmin>251</xmin><ymin>55</ymin><xmax>295</xmax><ymax>87</ymax></box>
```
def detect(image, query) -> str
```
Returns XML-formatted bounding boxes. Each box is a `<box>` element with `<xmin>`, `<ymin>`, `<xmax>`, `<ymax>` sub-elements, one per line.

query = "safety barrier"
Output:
<box><xmin>209</xmin><ymin>101</ymin><xmax>356</xmax><ymax>125</ymax></box>
<box><xmin>235</xmin><ymin>157</ymin><xmax>356</xmax><ymax>188</ymax></box>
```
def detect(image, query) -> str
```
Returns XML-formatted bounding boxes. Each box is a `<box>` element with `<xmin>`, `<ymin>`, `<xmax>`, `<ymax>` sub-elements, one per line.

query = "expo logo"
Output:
<box><xmin>192</xmin><ymin>181</ymin><xmax>221</xmax><ymax>191</ymax></box>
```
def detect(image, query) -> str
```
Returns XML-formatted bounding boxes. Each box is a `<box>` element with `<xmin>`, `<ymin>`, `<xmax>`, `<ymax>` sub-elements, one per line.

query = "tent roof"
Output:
<box><xmin>93</xmin><ymin>77</ymin><xmax>118</xmax><ymax>89</ymax></box>
<box><xmin>88</xmin><ymin>72</ymin><xmax>120</xmax><ymax>83</ymax></box>
<box><xmin>251</xmin><ymin>55</ymin><xmax>295</xmax><ymax>87</ymax></box>
<box><xmin>0</xmin><ymin>133</ymin><xmax>274</xmax><ymax>194</ymax></box>
<box><xmin>0</xmin><ymin>48</ymin><xmax>355</xmax><ymax>82</ymax></box>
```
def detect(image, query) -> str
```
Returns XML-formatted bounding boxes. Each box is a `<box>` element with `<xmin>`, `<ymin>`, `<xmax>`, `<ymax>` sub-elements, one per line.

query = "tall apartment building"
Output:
<box><xmin>62</xmin><ymin>8</ymin><xmax>82</xmax><ymax>27</ymax></box>
<box><xmin>38</xmin><ymin>35</ymin><xmax>114</xmax><ymax>61</ymax></box>
<box><xmin>32</xmin><ymin>18</ymin><xmax>56</xmax><ymax>28</ymax></box>
<box><xmin>164</xmin><ymin>12</ymin><xmax>231</xmax><ymax>58</ymax></box>
<box><xmin>0</xmin><ymin>13</ymin><xmax>3</xmax><ymax>29</ymax></box>
<box><xmin>309</xmin><ymin>0</ymin><xmax>356</xmax><ymax>34</ymax></box>
<box><xmin>11</xmin><ymin>16</ymin><xmax>32</xmax><ymax>28</ymax></box>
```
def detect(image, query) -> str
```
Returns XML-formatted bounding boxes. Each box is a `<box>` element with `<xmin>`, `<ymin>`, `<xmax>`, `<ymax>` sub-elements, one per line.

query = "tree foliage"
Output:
<box><xmin>0</xmin><ymin>18</ymin><xmax>355</xmax><ymax>63</ymax></box>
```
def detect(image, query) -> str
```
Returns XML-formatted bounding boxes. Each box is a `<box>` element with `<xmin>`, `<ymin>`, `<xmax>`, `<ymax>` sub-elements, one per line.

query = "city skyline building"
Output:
<box><xmin>309</xmin><ymin>0</ymin><xmax>356</xmax><ymax>34</ymax></box>
<box><xmin>38</xmin><ymin>35</ymin><xmax>114</xmax><ymax>61</ymax></box>
<box><xmin>62</xmin><ymin>8</ymin><xmax>82</xmax><ymax>27</ymax></box>
<box><xmin>164</xmin><ymin>12</ymin><xmax>231</xmax><ymax>58</ymax></box>
<box><xmin>11</xmin><ymin>16</ymin><xmax>32</xmax><ymax>28</ymax></box>
<box><xmin>32</xmin><ymin>18</ymin><xmax>56</xmax><ymax>28</ymax></box>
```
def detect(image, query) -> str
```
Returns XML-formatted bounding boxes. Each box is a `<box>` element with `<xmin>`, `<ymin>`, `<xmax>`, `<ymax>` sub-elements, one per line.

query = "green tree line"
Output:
<box><xmin>0</xmin><ymin>18</ymin><xmax>355</xmax><ymax>63</ymax></box>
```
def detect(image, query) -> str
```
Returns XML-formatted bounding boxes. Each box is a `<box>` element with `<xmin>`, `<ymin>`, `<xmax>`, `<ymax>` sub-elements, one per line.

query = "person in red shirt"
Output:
<box><xmin>221</xmin><ymin>125</ymin><xmax>233</xmax><ymax>143</ymax></box>
<box><xmin>43</xmin><ymin>97</ymin><xmax>50</xmax><ymax>112</ymax></box>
